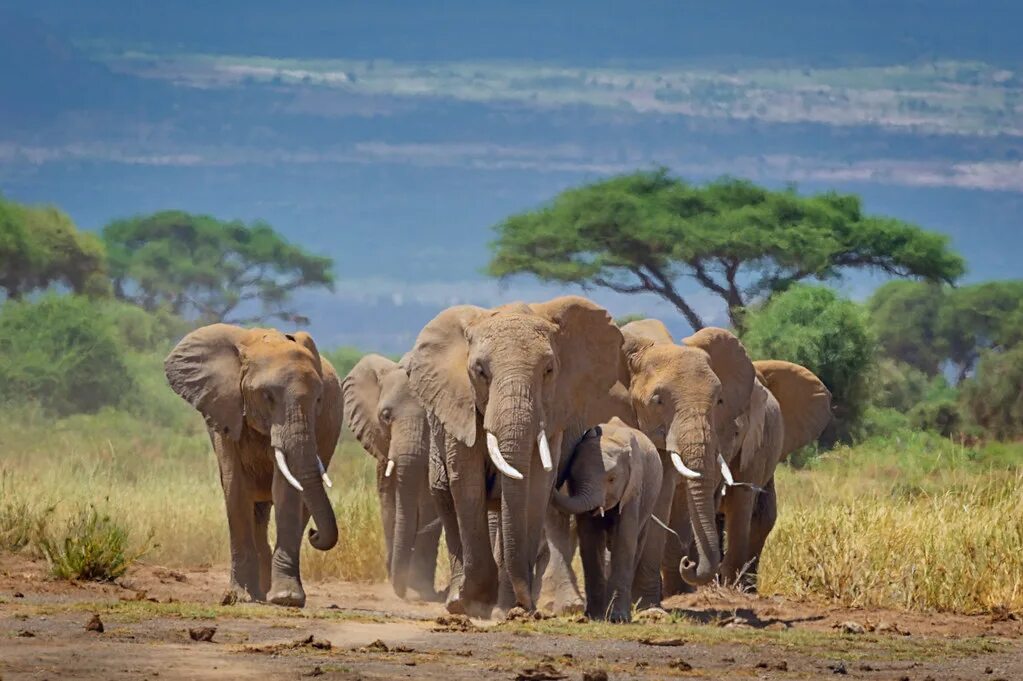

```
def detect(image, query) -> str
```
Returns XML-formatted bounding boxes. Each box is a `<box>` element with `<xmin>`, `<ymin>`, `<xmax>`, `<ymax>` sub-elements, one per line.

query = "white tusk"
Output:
<box><xmin>486</xmin><ymin>432</ymin><xmax>524</xmax><ymax>480</ymax></box>
<box><xmin>537</xmin><ymin>429</ymin><xmax>553</xmax><ymax>472</ymax></box>
<box><xmin>274</xmin><ymin>448</ymin><xmax>304</xmax><ymax>492</ymax></box>
<box><xmin>670</xmin><ymin>451</ymin><xmax>702</xmax><ymax>480</ymax></box>
<box><xmin>317</xmin><ymin>457</ymin><xmax>333</xmax><ymax>488</ymax></box>
<box><xmin>598</xmin><ymin>506</ymin><xmax>605</xmax><ymax>518</ymax></box>
<box><xmin>718</xmin><ymin>453</ymin><xmax>735</xmax><ymax>487</ymax></box>
<box><xmin>384</xmin><ymin>459</ymin><xmax>395</xmax><ymax>478</ymax></box>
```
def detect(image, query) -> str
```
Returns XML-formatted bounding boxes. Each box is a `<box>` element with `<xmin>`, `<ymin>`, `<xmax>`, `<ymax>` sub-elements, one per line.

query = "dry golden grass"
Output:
<box><xmin>3</xmin><ymin>406</ymin><xmax>1022</xmax><ymax>613</ymax></box>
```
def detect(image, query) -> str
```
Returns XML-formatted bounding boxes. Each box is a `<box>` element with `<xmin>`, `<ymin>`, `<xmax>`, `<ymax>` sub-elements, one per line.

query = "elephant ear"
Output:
<box><xmin>165</xmin><ymin>324</ymin><xmax>248</xmax><ymax>440</ymax></box>
<box><xmin>682</xmin><ymin>327</ymin><xmax>755</xmax><ymax>432</ymax></box>
<box><xmin>619</xmin><ymin>430</ymin><xmax>644</xmax><ymax>509</ymax></box>
<box><xmin>288</xmin><ymin>331</ymin><xmax>324</xmax><ymax>375</ymax></box>
<box><xmin>342</xmin><ymin>354</ymin><xmax>397</xmax><ymax>460</ymax></box>
<box><xmin>407</xmin><ymin>305</ymin><xmax>488</xmax><ymax>447</ymax></box>
<box><xmin>738</xmin><ymin>379</ymin><xmax>770</xmax><ymax>471</ymax></box>
<box><xmin>754</xmin><ymin>360</ymin><xmax>832</xmax><ymax>456</ymax></box>
<box><xmin>531</xmin><ymin>296</ymin><xmax>624</xmax><ymax>430</ymax></box>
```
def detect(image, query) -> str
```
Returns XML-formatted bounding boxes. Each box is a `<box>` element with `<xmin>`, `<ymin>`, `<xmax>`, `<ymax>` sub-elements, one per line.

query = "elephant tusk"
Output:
<box><xmin>598</xmin><ymin>506</ymin><xmax>605</xmax><ymax>518</ymax></box>
<box><xmin>718</xmin><ymin>453</ymin><xmax>735</xmax><ymax>487</ymax></box>
<box><xmin>274</xmin><ymin>448</ymin><xmax>304</xmax><ymax>492</ymax></box>
<box><xmin>384</xmin><ymin>459</ymin><xmax>395</xmax><ymax>478</ymax></box>
<box><xmin>486</xmin><ymin>432</ymin><xmax>524</xmax><ymax>480</ymax></box>
<box><xmin>537</xmin><ymin>429</ymin><xmax>553</xmax><ymax>472</ymax></box>
<box><xmin>670</xmin><ymin>451</ymin><xmax>702</xmax><ymax>479</ymax></box>
<box><xmin>317</xmin><ymin>457</ymin><xmax>333</xmax><ymax>488</ymax></box>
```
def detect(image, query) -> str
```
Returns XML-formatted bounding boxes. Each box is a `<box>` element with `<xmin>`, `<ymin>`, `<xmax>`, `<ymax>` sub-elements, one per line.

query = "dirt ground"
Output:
<box><xmin>2</xmin><ymin>554</ymin><xmax>1022</xmax><ymax>680</ymax></box>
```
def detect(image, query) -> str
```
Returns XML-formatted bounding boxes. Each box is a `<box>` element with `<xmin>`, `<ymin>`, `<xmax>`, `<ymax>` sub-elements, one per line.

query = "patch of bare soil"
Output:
<box><xmin>2</xmin><ymin>553</ymin><xmax>1022</xmax><ymax>680</ymax></box>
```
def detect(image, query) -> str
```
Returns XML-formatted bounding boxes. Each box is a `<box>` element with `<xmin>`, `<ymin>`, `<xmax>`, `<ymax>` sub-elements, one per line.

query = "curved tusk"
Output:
<box><xmin>718</xmin><ymin>453</ymin><xmax>735</xmax><ymax>487</ymax></box>
<box><xmin>598</xmin><ymin>506</ymin><xmax>605</xmax><ymax>518</ymax></box>
<box><xmin>486</xmin><ymin>432</ymin><xmax>524</xmax><ymax>480</ymax></box>
<box><xmin>317</xmin><ymin>457</ymin><xmax>333</xmax><ymax>488</ymax></box>
<box><xmin>537</xmin><ymin>429</ymin><xmax>553</xmax><ymax>472</ymax></box>
<box><xmin>670</xmin><ymin>451</ymin><xmax>702</xmax><ymax>480</ymax></box>
<box><xmin>274</xmin><ymin>448</ymin><xmax>304</xmax><ymax>492</ymax></box>
<box><xmin>384</xmin><ymin>458</ymin><xmax>395</xmax><ymax>478</ymax></box>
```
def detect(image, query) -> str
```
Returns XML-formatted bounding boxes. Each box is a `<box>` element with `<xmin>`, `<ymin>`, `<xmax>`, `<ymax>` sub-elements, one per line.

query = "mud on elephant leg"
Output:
<box><xmin>539</xmin><ymin>504</ymin><xmax>585</xmax><ymax>615</ymax></box>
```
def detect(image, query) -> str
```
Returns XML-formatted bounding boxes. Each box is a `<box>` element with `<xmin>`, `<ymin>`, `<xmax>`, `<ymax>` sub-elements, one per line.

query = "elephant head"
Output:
<box><xmin>622</xmin><ymin>321</ymin><xmax>754</xmax><ymax>586</ymax></box>
<box><xmin>552</xmin><ymin>417</ymin><xmax>642</xmax><ymax>516</ymax></box>
<box><xmin>342</xmin><ymin>353</ymin><xmax>429</xmax><ymax>598</ymax></box>
<box><xmin>165</xmin><ymin>324</ymin><xmax>339</xmax><ymax>551</ymax></box>
<box><xmin>407</xmin><ymin>295</ymin><xmax>622</xmax><ymax>608</ymax></box>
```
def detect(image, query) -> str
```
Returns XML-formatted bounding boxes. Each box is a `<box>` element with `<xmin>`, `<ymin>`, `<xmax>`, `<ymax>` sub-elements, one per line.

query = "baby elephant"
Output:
<box><xmin>552</xmin><ymin>417</ymin><xmax>663</xmax><ymax>622</ymax></box>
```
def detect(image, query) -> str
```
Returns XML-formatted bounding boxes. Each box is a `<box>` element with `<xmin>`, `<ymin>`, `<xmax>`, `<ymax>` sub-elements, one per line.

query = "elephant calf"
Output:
<box><xmin>342</xmin><ymin>353</ymin><xmax>442</xmax><ymax>601</ymax></box>
<box><xmin>553</xmin><ymin>417</ymin><xmax>663</xmax><ymax>622</ymax></box>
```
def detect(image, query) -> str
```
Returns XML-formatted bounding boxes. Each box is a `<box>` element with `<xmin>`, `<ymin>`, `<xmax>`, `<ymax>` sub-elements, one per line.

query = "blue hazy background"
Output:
<box><xmin>1</xmin><ymin>1</ymin><xmax>1021</xmax><ymax>351</ymax></box>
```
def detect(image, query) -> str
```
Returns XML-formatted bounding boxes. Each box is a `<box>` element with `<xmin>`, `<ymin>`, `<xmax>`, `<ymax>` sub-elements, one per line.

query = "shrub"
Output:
<box><xmin>36</xmin><ymin>505</ymin><xmax>153</xmax><ymax>581</ymax></box>
<box><xmin>743</xmin><ymin>285</ymin><xmax>875</xmax><ymax>443</ymax></box>
<box><xmin>0</xmin><ymin>473</ymin><xmax>51</xmax><ymax>553</ymax></box>
<box><xmin>873</xmin><ymin>359</ymin><xmax>931</xmax><ymax>412</ymax></box>
<box><xmin>97</xmin><ymin>299</ymin><xmax>191</xmax><ymax>353</ymax></box>
<box><xmin>962</xmin><ymin>346</ymin><xmax>1023</xmax><ymax>441</ymax></box>
<box><xmin>0</xmin><ymin>295</ymin><xmax>135</xmax><ymax>415</ymax></box>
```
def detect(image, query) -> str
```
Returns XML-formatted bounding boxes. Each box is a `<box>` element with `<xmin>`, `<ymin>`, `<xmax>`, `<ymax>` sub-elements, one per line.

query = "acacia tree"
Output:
<box><xmin>0</xmin><ymin>196</ymin><xmax>108</xmax><ymax>300</ymax></box>
<box><xmin>103</xmin><ymin>211</ymin><xmax>334</xmax><ymax>325</ymax></box>
<box><xmin>488</xmin><ymin>169</ymin><xmax>965</xmax><ymax>331</ymax></box>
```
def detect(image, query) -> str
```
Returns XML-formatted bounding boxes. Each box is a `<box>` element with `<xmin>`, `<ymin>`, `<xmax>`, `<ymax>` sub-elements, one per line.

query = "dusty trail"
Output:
<box><xmin>2</xmin><ymin>554</ymin><xmax>1021</xmax><ymax>680</ymax></box>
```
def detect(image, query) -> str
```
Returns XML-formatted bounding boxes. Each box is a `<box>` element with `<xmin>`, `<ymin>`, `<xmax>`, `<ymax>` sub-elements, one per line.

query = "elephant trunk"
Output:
<box><xmin>388</xmin><ymin>418</ymin><xmax>429</xmax><ymax>599</ymax></box>
<box><xmin>550</xmin><ymin>442</ymin><xmax>605</xmax><ymax>515</ymax></box>
<box><xmin>670</xmin><ymin>415</ymin><xmax>721</xmax><ymax>587</ymax></box>
<box><xmin>487</xmin><ymin>376</ymin><xmax>541</xmax><ymax>610</ymax></box>
<box><xmin>273</xmin><ymin>422</ymin><xmax>339</xmax><ymax>552</ymax></box>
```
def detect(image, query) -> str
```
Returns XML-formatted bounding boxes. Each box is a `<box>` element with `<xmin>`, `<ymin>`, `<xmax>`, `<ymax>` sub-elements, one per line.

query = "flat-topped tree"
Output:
<box><xmin>103</xmin><ymin>211</ymin><xmax>334</xmax><ymax>325</ymax></box>
<box><xmin>488</xmin><ymin>169</ymin><xmax>965</xmax><ymax>332</ymax></box>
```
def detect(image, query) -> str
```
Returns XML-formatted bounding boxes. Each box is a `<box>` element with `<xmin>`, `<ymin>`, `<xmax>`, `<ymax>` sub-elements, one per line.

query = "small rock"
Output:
<box><xmin>304</xmin><ymin>667</ymin><xmax>323</xmax><ymax>678</ymax></box>
<box><xmin>876</xmin><ymin>621</ymin><xmax>910</xmax><ymax>636</ymax></box>
<box><xmin>635</xmin><ymin>606</ymin><xmax>670</xmax><ymax>623</ymax></box>
<box><xmin>188</xmin><ymin>627</ymin><xmax>217</xmax><ymax>642</ymax></box>
<box><xmin>898</xmin><ymin>676</ymin><xmax>910</xmax><ymax>681</ymax></box>
<box><xmin>219</xmin><ymin>590</ymin><xmax>238</xmax><ymax>606</ymax></box>
<box><xmin>828</xmin><ymin>662</ymin><xmax>848</xmax><ymax>675</ymax></box>
<box><xmin>985</xmin><ymin>667</ymin><xmax>994</xmax><ymax>674</ymax></box>
<box><xmin>433</xmin><ymin>614</ymin><xmax>477</xmax><ymax>632</ymax></box>
<box><xmin>85</xmin><ymin>614</ymin><xmax>104</xmax><ymax>633</ymax></box>
<box><xmin>515</xmin><ymin>663</ymin><xmax>567</xmax><ymax>680</ymax></box>
<box><xmin>835</xmin><ymin>621</ymin><xmax>865</xmax><ymax>634</ymax></box>
<box><xmin>670</xmin><ymin>659</ymin><xmax>693</xmax><ymax>671</ymax></box>
<box><xmin>12</xmin><ymin>592</ymin><xmax>24</xmax><ymax>598</ymax></box>
<box><xmin>582</xmin><ymin>670</ymin><xmax>608</xmax><ymax>681</ymax></box>
<box><xmin>775</xmin><ymin>661</ymin><xmax>789</xmax><ymax>671</ymax></box>
<box><xmin>363</xmin><ymin>639</ymin><xmax>389</xmax><ymax>652</ymax></box>
<box><xmin>858</xmin><ymin>664</ymin><xmax>875</xmax><ymax>672</ymax></box>
<box><xmin>639</xmin><ymin>636</ymin><xmax>685</xmax><ymax>647</ymax></box>
<box><xmin>16</xmin><ymin>630</ymin><xmax>35</xmax><ymax>638</ymax></box>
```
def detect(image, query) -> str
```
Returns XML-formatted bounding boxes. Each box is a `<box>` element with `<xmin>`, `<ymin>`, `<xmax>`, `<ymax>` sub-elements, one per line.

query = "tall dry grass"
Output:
<box><xmin>4</xmin><ymin>405</ymin><xmax>1023</xmax><ymax>612</ymax></box>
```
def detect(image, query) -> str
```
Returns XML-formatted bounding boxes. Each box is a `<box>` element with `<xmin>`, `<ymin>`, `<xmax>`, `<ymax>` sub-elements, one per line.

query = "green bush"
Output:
<box><xmin>0</xmin><ymin>473</ymin><xmax>51</xmax><ymax>553</ymax></box>
<box><xmin>873</xmin><ymin>359</ymin><xmax>931</xmax><ymax>412</ymax></box>
<box><xmin>0</xmin><ymin>295</ymin><xmax>135</xmax><ymax>415</ymax></box>
<box><xmin>961</xmin><ymin>346</ymin><xmax>1023</xmax><ymax>441</ymax></box>
<box><xmin>743</xmin><ymin>285</ymin><xmax>875</xmax><ymax>443</ymax></box>
<box><xmin>36</xmin><ymin>505</ymin><xmax>153</xmax><ymax>581</ymax></box>
<box><xmin>97</xmin><ymin>299</ymin><xmax>191</xmax><ymax>353</ymax></box>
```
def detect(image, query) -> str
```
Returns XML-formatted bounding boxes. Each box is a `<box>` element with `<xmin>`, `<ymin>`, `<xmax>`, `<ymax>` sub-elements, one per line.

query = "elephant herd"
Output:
<box><xmin>165</xmin><ymin>296</ymin><xmax>831</xmax><ymax>620</ymax></box>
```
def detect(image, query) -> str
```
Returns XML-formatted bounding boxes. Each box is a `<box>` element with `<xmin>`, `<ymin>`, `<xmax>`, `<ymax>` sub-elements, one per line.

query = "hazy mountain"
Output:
<box><xmin>0</xmin><ymin>2</ymin><xmax>1020</xmax><ymax>351</ymax></box>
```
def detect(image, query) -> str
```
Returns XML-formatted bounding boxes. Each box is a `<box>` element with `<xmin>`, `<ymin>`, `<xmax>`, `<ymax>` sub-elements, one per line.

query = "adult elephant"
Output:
<box><xmin>407</xmin><ymin>296</ymin><xmax>623</xmax><ymax>616</ymax></box>
<box><xmin>165</xmin><ymin>325</ymin><xmax>341</xmax><ymax>607</ymax></box>
<box><xmin>715</xmin><ymin>359</ymin><xmax>831</xmax><ymax>587</ymax></box>
<box><xmin>342</xmin><ymin>353</ymin><xmax>442</xmax><ymax>601</ymax></box>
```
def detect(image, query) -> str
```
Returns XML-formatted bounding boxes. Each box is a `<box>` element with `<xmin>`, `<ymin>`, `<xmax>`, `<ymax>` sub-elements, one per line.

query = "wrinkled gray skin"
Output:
<box><xmin>165</xmin><ymin>325</ymin><xmax>341</xmax><ymax>608</ymax></box>
<box><xmin>408</xmin><ymin>297</ymin><xmax>623</xmax><ymax>617</ymax></box>
<box><xmin>552</xmin><ymin>418</ymin><xmax>664</xmax><ymax>622</ymax></box>
<box><xmin>342</xmin><ymin>354</ymin><xmax>442</xmax><ymax>601</ymax></box>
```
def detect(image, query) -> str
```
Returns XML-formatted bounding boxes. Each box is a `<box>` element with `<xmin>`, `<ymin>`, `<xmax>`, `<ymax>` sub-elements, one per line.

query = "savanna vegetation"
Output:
<box><xmin>2</xmin><ymin>180</ymin><xmax>1023</xmax><ymax>614</ymax></box>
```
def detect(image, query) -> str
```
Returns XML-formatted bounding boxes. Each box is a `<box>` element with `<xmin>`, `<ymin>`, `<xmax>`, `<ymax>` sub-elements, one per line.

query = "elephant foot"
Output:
<box><xmin>268</xmin><ymin>577</ymin><xmax>306</xmax><ymax>608</ymax></box>
<box><xmin>411</xmin><ymin>587</ymin><xmax>445</xmax><ymax>603</ymax></box>
<box><xmin>548</xmin><ymin>597</ymin><xmax>584</xmax><ymax>616</ymax></box>
<box><xmin>607</xmin><ymin>609</ymin><xmax>632</xmax><ymax>624</ymax></box>
<box><xmin>447</xmin><ymin>595</ymin><xmax>493</xmax><ymax>619</ymax></box>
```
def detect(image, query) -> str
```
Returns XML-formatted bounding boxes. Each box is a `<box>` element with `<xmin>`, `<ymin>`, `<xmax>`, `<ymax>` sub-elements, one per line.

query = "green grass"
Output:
<box><xmin>35</xmin><ymin>505</ymin><xmax>153</xmax><ymax>581</ymax></box>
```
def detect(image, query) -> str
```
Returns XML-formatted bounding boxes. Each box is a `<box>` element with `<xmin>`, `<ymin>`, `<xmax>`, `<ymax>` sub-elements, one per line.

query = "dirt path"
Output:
<box><xmin>2</xmin><ymin>554</ymin><xmax>1021</xmax><ymax>680</ymax></box>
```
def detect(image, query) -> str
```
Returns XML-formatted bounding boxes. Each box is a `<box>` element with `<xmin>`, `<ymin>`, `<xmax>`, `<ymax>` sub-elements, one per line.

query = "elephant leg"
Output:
<box><xmin>267</xmin><ymin>469</ymin><xmax>309</xmax><ymax>607</ymax></box>
<box><xmin>493</xmin><ymin>517</ymin><xmax>517</xmax><ymax>612</ymax></box>
<box><xmin>253</xmin><ymin>501</ymin><xmax>273</xmax><ymax>597</ymax></box>
<box><xmin>410</xmin><ymin>478</ymin><xmax>442</xmax><ymax>601</ymax></box>
<box><xmin>633</xmin><ymin>461</ymin><xmax>678</xmax><ymax>609</ymax></box>
<box><xmin>719</xmin><ymin>486</ymin><xmax>756</xmax><ymax>587</ymax></box>
<box><xmin>744</xmin><ymin>478</ymin><xmax>778</xmax><ymax>591</ymax></box>
<box><xmin>532</xmin><ymin>525</ymin><xmax>551</xmax><ymax>609</ymax></box>
<box><xmin>539</xmin><ymin>505</ymin><xmax>584</xmax><ymax>615</ymax></box>
<box><xmin>660</xmin><ymin>489</ymin><xmax>695</xmax><ymax>598</ymax></box>
<box><xmin>445</xmin><ymin>434</ymin><xmax>497</xmax><ymax>617</ymax></box>
<box><xmin>607</xmin><ymin>506</ymin><xmax>640</xmax><ymax>623</ymax></box>
<box><xmin>217</xmin><ymin>446</ymin><xmax>261</xmax><ymax>602</ymax></box>
<box><xmin>577</xmin><ymin>513</ymin><xmax>607</xmax><ymax>620</ymax></box>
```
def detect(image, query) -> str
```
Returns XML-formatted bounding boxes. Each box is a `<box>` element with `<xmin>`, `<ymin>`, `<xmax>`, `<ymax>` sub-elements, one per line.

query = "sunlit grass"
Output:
<box><xmin>4</xmin><ymin>405</ymin><xmax>1023</xmax><ymax>612</ymax></box>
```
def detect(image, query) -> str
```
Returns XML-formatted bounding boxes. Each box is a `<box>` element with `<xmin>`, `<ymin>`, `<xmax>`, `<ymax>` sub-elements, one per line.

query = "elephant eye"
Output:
<box><xmin>379</xmin><ymin>407</ymin><xmax>393</xmax><ymax>424</ymax></box>
<box><xmin>264</xmin><ymin>389</ymin><xmax>275</xmax><ymax>405</ymax></box>
<box><xmin>474</xmin><ymin>362</ymin><xmax>489</xmax><ymax>380</ymax></box>
<box><xmin>717</xmin><ymin>397</ymin><xmax>725</xmax><ymax>405</ymax></box>
<box><xmin>651</xmin><ymin>393</ymin><xmax>661</xmax><ymax>405</ymax></box>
